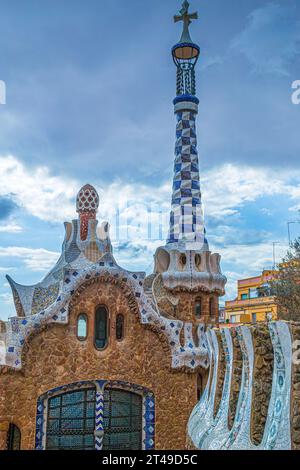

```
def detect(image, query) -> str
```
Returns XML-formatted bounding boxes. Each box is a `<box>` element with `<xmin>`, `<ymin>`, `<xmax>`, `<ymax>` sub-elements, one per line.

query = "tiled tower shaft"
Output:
<box><xmin>168</xmin><ymin>102</ymin><xmax>205</xmax><ymax>247</ymax></box>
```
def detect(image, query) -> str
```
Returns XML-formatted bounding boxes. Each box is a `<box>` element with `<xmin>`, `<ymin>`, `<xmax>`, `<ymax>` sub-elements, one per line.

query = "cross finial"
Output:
<box><xmin>174</xmin><ymin>1</ymin><xmax>198</xmax><ymax>44</ymax></box>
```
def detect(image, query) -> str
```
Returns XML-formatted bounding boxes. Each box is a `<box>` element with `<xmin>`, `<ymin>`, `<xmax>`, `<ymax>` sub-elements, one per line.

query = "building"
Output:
<box><xmin>0</xmin><ymin>2</ymin><xmax>226</xmax><ymax>450</ymax></box>
<box><xmin>225</xmin><ymin>270</ymin><xmax>278</xmax><ymax>324</ymax></box>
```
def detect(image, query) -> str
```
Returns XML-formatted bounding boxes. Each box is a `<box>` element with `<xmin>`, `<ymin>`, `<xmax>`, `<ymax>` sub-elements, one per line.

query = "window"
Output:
<box><xmin>249</xmin><ymin>288</ymin><xmax>258</xmax><ymax>299</ymax></box>
<box><xmin>195</xmin><ymin>298</ymin><xmax>202</xmax><ymax>319</ymax></box>
<box><xmin>46</xmin><ymin>389</ymin><xmax>96</xmax><ymax>450</ymax></box>
<box><xmin>252</xmin><ymin>313</ymin><xmax>257</xmax><ymax>324</ymax></box>
<box><xmin>77</xmin><ymin>314</ymin><xmax>87</xmax><ymax>341</ymax></box>
<box><xmin>45</xmin><ymin>387</ymin><xmax>143</xmax><ymax>450</ymax></box>
<box><xmin>94</xmin><ymin>306</ymin><xmax>109</xmax><ymax>350</ymax></box>
<box><xmin>241</xmin><ymin>293</ymin><xmax>248</xmax><ymax>300</ymax></box>
<box><xmin>7</xmin><ymin>423</ymin><xmax>21</xmax><ymax>450</ymax></box>
<box><xmin>103</xmin><ymin>389</ymin><xmax>143</xmax><ymax>450</ymax></box>
<box><xmin>195</xmin><ymin>254</ymin><xmax>201</xmax><ymax>269</ymax></box>
<box><xmin>116</xmin><ymin>314</ymin><xmax>124</xmax><ymax>341</ymax></box>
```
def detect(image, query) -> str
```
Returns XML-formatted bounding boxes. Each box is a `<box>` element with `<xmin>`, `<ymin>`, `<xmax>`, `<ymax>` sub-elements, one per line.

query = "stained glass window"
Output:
<box><xmin>103</xmin><ymin>389</ymin><xmax>143</xmax><ymax>450</ymax></box>
<box><xmin>94</xmin><ymin>306</ymin><xmax>108</xmax><ymax>350</ymax></box>
<box><xmin>7</xmin><ymin>423</ymin><xmax>21</xmax><ymax>450</ymax></box>
<box><xmin>46</xmin><ymin>388</ymin><xmax>96</xmax><ymax>450</ymax></box>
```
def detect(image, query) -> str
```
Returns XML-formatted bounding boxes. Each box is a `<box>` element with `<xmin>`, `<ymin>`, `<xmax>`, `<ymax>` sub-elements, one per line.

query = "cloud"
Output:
<box><xmin>0</xmin><ymin>155</ymin><xmax>77</xmax><ymax>223</ymax></box>
<box><xmin>230</xmin><ymin>3</ymin><xmax>300</xmax><ymax>76</ymax></box>
<box><xmin>0</xmin><ymin>246</ymin><xmax>60</xmax><ymax>271</ymax></box>
<box><xmin>0</xmin><ymin>223</ymin><xmax>23</xmax><ymax>233</ymax></box>
<box><xmin>202</xmin><ymin>164</ymin><xmax>299</xmax><ymax>221</ymax></box>
<box><xmin>0</xmin><ymin>196</ymin><xmax>17</xmax><ymax>220</ymax></box>
<box><xmin>1</xmin><ymin>155</ymin><xmax>300</xmax><ymax>234</ymax></box>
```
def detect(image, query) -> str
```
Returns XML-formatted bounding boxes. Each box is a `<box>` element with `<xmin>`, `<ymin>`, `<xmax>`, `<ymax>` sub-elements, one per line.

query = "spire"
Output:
<box><xmin>167</xmin><ymin>1</ymin><xmax>208</xmax><ymax>251</ymax></box>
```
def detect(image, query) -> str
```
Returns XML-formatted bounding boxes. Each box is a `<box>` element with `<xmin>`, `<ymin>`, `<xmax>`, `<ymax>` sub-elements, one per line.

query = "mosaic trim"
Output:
<box><xmin>3</xmin><ymin>254</ymin><xmax>208</xmax><ymax>371</ymax></box>
<box><xmin>187</xmin><ymin>322</ymin><xmax>293</xmax><ymax>450</ymax></box>
<box><xmin>35</xmin><ymin>380</ymin><xmax>155</xmax><ymax>451</ymax></box>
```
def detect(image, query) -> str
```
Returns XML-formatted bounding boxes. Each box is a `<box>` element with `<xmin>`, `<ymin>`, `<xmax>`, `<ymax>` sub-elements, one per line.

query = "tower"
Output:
<box><xmin>153</xmin><ymin>1</ymin><xmax>227</xmax><ymax>325</ymax></box>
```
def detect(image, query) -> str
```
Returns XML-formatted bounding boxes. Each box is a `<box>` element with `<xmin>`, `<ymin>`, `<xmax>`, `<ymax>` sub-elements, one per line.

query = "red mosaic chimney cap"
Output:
<box><xmin>76</xmin><ymin>184</ymin><xmax>99</xmax><ymax>214</ymax></box>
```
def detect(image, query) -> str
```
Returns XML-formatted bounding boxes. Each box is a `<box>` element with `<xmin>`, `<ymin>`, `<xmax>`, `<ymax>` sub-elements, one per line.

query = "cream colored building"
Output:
<box><xmin>225</xmin><ymin>270</ymin><xmax>278</xmax><ymax>324</ymax></box>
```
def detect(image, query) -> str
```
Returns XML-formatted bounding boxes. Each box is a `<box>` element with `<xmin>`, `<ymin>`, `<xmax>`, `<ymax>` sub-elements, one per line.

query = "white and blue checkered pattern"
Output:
<box><xmin>168</xmin><ymin>110</ymin><xmax>207</xmax><ymax>246</ymax></box>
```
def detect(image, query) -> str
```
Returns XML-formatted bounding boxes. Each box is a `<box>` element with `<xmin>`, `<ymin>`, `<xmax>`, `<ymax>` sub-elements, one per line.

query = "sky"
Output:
<box><xmin>0</xmin><ymin>0</ymin><xmax>300</xmax><ymax>320</ymax></box>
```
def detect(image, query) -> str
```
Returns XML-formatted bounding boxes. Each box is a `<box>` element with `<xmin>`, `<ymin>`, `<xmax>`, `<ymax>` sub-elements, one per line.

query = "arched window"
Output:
<box><xmin>195</xmin><ymin>298</ymin><xmax>202</xmax><ymax>319</ymax></box>
<box><xmin>77</xmin><ymin>313</ymin><xmax>88</xmax><ymax>341</ymax></box>
<box><xmin>7</xmin><ymin>423</ymin><xmax>21</xmax><ymax>450</ymax></box>
<box><xmin>94</xmin><ymin>306</ymin><xmax>109</xmax><ymax>350</ymax></box>
<box><xmin>116</xmin><ymin>314</ymin><xmax>124</xmax><ymax>341</ymax></box>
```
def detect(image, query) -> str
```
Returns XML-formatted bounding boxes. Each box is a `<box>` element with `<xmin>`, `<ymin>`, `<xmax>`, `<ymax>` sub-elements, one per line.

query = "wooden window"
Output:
<box><xmin>94</xmin><ymin>306</ymin><xmax>109</xmax><ymax>350</ymax></box>
<box><xmin>116</xmin><ymin>314</ymin><xmax>124</xmax><ymax>341</ymax></box>
<box><xmin>7</xmin><ymin>423</ymin><xmax>21</xmax><ymax>450</ymax></box>
<box><xmin>77</xmin><ymin>313</ymin><xmax>88</xmax><ymax>341</ymax></box>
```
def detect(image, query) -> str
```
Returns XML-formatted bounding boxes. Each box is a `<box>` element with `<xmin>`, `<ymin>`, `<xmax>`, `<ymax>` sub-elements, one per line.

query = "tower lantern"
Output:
<box><xmin>172</xmin><ymin>0</ymin><xmax>200</xmax><ymax>98</ymax></box>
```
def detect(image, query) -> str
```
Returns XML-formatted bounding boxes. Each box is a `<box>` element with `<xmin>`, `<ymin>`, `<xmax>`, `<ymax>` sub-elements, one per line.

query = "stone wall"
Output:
<box><xmin>291</xmin><ymin>322</ymin><xmax>300</xmax><ymax>450</ymax></box>
<box><xmin>250</xmin><ymin>324</ymin><xmax>274</xmax><ymax>445</ymax></box>
<box><xmin>228</xmin><ymin>328</ymin><xmax>243</xmax><ymax>429</ymax></box>
<box><xmin>213</xmin><ymin>330</ymin><xmax>225</xmax><ymax>418</ymax></box>
<box><xmin>0</xmin><ymin>281</ymin><xmax>197</xmax><ymax>450</ymax></box>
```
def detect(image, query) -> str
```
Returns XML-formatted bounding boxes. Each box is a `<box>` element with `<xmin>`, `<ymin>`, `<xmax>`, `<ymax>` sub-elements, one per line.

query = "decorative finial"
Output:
<box><xmin>174</xmin><ymin>1</ymin><xmax>198</xmax><ymax>44</ymax></box>
<box><xmin>76</xmin><ymin>184</ymin><xmax>99</xmax><ymax>241</ymax></box>
<box><xmin>76</xmin><ymin>184</ymin><xmax>99</xmax><ymax>214</ymax></box>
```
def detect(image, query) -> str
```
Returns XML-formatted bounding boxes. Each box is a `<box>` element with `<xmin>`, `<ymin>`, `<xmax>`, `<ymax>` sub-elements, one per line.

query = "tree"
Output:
<box><xmin>271</xmin><ymin>238</ymin><xmax>300</xmax><ymax>321</ymax></box>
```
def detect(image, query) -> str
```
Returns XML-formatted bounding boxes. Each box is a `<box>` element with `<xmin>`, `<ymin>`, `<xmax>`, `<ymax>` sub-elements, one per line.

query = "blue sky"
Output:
<box><xmin>0</xmin><ymin>0</ymin><xmax>300</xmax><ymax>319</ymax></box>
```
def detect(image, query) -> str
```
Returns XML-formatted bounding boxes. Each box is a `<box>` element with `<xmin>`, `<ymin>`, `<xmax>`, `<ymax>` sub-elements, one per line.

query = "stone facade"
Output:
<box><xmin>0</xmin><ymin>280</ymin><xmax>198</xmax><ymax>450</ymax></box>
